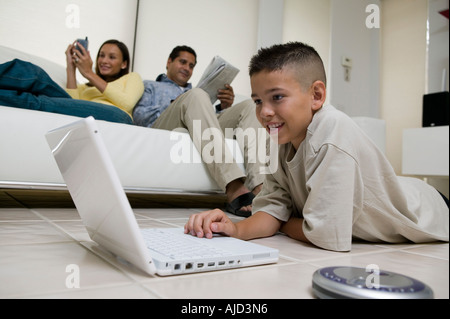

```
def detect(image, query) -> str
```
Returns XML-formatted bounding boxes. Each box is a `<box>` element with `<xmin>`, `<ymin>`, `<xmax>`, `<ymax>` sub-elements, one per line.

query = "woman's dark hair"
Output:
<box><xmin>95</xmin><ymin>39</ymin><xmax>130</xmax><ymax>82</ymax></box>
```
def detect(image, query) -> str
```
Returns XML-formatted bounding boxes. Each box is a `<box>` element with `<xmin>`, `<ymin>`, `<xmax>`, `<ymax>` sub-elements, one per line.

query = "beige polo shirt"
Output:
<box><xmin>252</xmin><ymin>105</ymin><xmax>449</xmax><ymax>251</ymax></box>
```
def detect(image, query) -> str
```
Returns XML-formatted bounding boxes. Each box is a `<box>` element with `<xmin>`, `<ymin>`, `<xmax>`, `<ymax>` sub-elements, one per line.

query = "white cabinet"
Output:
<box><xmin>402</xmin><ymin>126</ymin><xmax>449</xmax><ymax>177</ymax></box>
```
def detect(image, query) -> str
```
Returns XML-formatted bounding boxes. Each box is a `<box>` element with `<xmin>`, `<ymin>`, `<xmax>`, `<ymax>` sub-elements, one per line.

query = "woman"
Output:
<box><xmin>65</xmin><ymin>39</ymin><xmax>144</xmax><ymax>120</ymax></box>
<box><xmin>0</xmin><ymin>40</ymin><xmax>143</xmax><ymax>124</ymax></box>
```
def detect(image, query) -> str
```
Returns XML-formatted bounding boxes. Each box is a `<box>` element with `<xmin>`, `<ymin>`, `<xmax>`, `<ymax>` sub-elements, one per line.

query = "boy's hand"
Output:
<box><xmin>184</xmin><ymin>209</ymin><xmax>237</xmax><ymax>239</ymax></box>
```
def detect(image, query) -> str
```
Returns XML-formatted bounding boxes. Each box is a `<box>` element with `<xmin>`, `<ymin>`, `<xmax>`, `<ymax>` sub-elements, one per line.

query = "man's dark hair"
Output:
<box><xmin>169</xmin><ymin>45</ymin><xmax>197</xmax><ymax>65</ymax></box>
<box><xmin>249</xmin><ymin>41</ymin><xmax>327</xmax><ymax>90</ymax></box>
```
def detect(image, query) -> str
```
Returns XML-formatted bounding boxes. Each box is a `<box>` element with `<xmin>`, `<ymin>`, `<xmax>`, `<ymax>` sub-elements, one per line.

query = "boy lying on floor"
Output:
<box><xmin>184</xmin><ymin>42</ymin><xmax>449</xmax><ymax>252</ymax></box>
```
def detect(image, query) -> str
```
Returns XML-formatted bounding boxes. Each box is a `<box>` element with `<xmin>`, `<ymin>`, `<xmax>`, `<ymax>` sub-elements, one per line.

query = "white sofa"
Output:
<box><xmin>0</xmin><ymin>45</ymin><xmax>386</xmax><ymax>200</ymax></box>
<box><xmin>0</xmin><ymin>45</ymin><xmax>244</xmax><ymax>196</ymax></box>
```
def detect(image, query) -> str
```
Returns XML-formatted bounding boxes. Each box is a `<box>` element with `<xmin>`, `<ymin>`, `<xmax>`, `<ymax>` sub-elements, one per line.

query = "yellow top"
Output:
<box><xmin>66</xmin><ymin>72</ymin><xmax>144</xmax><ymax>118</ymax></box>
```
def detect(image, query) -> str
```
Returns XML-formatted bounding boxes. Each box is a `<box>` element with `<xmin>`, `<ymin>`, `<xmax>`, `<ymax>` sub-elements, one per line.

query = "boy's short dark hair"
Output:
<box><xmin>249</xmin><ymin>42</ymin><xmax>327</xmax><ymax>90</ymax></box>
<box><xmin>169</xmin><ymin>45</ymin><xmax>197</xmax><ymax>65</ymax></box>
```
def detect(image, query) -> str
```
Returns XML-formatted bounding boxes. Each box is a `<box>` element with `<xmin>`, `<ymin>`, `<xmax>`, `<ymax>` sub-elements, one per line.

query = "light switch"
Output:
<box><xmin>341</xmin><ymin>56</ymin><xmax>352</xmax><ymax>68</ymax></box>
<box><xmin>342</xmin><ymin>56</ymin><xmax>352</xmax><ymax>81</ymax></box>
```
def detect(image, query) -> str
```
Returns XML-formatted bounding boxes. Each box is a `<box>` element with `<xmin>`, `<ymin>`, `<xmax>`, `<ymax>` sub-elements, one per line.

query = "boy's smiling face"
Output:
<box><xmin>251</xmin><ymin>68</ymin><xmax>325</xmax><ymax>150</ymax></box>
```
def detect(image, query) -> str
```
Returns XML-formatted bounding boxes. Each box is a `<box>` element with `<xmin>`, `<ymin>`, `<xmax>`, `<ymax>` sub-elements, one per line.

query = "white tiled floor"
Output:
<box><xmin>0</xmin><ymin>207</ymin><xmax>448</xmax><ymax>299</ymax></box>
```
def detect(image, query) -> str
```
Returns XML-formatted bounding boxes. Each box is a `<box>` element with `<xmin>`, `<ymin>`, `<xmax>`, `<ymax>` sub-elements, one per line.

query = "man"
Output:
<box><xmin>133</xmin><ymin>45</ymin><xmax>266</xmax><ymax>217</ymax></box>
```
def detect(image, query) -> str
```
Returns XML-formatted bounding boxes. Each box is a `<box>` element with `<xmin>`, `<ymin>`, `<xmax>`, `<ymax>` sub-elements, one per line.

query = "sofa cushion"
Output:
<box><xmin>0</xmin><ymin>105</ymin><xmax>245</xmax><ymax>193</ymax></box>
<box><xmin>0</xmin><ymin>45</ymin><xmax>67</xmax><ymax>88</ymax></box>
<box><xmin>0</xmin><ymin>45</ymin><xmax>247</xmax><ymax>194</ymax></box>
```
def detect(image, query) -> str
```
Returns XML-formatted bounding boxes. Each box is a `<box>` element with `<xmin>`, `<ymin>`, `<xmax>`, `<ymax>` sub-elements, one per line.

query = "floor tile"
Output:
<box><xmin>133</xmin><ymin>208</ymin><xmax>197</xmax><ymax>220</ymax></box>
<box><xmin>399</xmin><ymin>243</ymin><xmax>449</xmax><ymax>260</ymax></box>
<box><xmin>52</xmin><ymin>220</ymin><xmax>91</xmax><ymax>242</ymax></box>
<box><xmin>0</xmin><ymin>242</ymin><xmax>134</xmax><ymax>298</ymax></box>
<box><xmin>0</xmin><ymin>208</ymin><xmax>42</xmax><ymax>221</ymax></box>
<box><xmin>0</xmin><ymin>221</ymin><xmax>72</xmax><ymax>245</ymax></box>
<box><xmin>29</xmin><ymin>283</ymin><xmax>160</xmax><ymax>299</ymax></box>
<box><xmin>252</xmin><ymin>234</ymin><xmax>392</xmax><ymax>262</ymax></box>
<box><xmin>143</xmin><ymin>263</ymin><xmax>318</xmax><ymax>299</ymax></box>
<box><xmin>1</xmin><ymin>207</ymin><xmax>448</xmax><ymax>299</ymax></box>
<box><xmin>31</xmin><ymin>208</ymin><xmax>81</xmax><ymax>221</ymax></box>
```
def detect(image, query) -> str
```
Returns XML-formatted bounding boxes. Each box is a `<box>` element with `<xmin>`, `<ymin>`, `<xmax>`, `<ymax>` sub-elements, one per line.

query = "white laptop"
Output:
<box><xmin>45</xmin><ymin>117</ymin><xmax>278</xmax><ymax>276</ymax></box>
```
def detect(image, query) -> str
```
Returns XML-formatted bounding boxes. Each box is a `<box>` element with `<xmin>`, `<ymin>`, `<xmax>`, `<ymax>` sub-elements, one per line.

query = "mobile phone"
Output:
<box><xmin>75</xmin><ymin>37</ymin><xmax>89</xmax><ymax>53</ymax></box>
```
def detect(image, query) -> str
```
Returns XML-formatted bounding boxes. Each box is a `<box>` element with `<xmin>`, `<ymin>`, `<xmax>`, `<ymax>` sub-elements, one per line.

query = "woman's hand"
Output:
<box><xmin>71</xmin><ymin>41</ymin><xmax>94</xmax><ymax>79</ymax></box>
<box><xmin>65</xmin><ymin>43</ymin><xmax>76</xmax><ymax>69</ymax></box>
<box><xmin>68</xmin><ymin>41</ymin><xmax>107</xmax><ymax>93</ymax></box>
<box><xmin>65</xmin><ymin>43</ymin><xmax>77</xmax><ymax>89</ymax></box>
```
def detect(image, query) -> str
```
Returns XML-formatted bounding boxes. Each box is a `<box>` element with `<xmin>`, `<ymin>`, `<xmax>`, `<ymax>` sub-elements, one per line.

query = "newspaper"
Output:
<box><xmin>196</xmin><ymin>56</ymin><xmax>240</xmax><ymax>105</ymax></box>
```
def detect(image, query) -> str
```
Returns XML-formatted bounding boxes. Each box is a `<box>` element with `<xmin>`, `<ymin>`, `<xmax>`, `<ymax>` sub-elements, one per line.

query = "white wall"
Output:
<box><xmin>133</xmin><ymin>0</ymin><xmax>259</xmax><ymax>97</ymax></box>
<box><xmin>425</xmin><ymin>0</ymin><xmax>450</xmax><ymax>197</ymax></box>
<box><xmin>0</xmin><ymin>0</ymin><xmax>333</xmax><ymax>103</ymax></box>
<box><xmin>282</xmin><ymin>0</ymin><xmax>331</xmax><ymax>102</ymax></box>
<box><xmin>257</xmin><ymin>0</ymin><xmax>284</xmax><ymax>50</ymax></box>
<box><xmin>0</xmin><ymin>0</ymin><xmax>137</xmax><ymax>70</ymax></box>
<box><xmin>428</xmin><ymin>0</ymin><xmax>449</xmax><ymax>93</ymax></box>
<box><xmin>380</xmin><ymin>0</ymin><xmax>428</xmax><ymax>174</ymax></box>
<box><xmin>329</xmin><ymin>0</ymin><xmax>381</xmax><ymax>118</ymax></box>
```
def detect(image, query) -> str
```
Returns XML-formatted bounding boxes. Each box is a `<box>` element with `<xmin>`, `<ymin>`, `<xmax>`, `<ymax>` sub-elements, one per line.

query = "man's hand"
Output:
<box><xmin>217</xmin><ymin>84</ymin><xmax>235</xmax><ymax>110</ymax></box>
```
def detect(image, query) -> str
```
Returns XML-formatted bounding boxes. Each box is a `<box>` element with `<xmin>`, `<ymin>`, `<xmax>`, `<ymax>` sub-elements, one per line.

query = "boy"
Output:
<box><xmin>184</xmin><ymin>42</ymin><xmax>449</xmax><ymax>251</ymax></box>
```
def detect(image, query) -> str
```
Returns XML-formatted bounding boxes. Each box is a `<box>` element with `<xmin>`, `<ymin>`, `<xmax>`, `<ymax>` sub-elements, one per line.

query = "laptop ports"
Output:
<box><xmin>185</xmin><ymin>262</ymin><xmax>193</xmax><ymax>270</ymax></box>
<box><xmin>197</xmin><ymin>263</ymin><xmax>204</xmax><ymax>268</ymax></box>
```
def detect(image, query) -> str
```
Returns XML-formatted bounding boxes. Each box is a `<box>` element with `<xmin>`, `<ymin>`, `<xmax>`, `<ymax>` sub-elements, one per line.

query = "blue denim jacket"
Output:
<box><xmin>132</xmin><ymin>74</ymin><xmax>192</xmax><ymax>127</ymax></box>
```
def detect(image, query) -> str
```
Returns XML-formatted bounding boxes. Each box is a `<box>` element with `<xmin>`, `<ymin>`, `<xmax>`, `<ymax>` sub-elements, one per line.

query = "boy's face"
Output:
<box><xmin>251</xmin><ymin>68</ymin><xmax>325</xmax><ymax>150</ymax></box>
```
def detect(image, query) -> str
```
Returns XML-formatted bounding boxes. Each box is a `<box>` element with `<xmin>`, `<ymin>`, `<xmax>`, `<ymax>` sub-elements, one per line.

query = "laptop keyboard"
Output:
<box><xmin>141</xmin><ymin>228</ymin><xmax>232</xmax><ymax>260</ymax></box>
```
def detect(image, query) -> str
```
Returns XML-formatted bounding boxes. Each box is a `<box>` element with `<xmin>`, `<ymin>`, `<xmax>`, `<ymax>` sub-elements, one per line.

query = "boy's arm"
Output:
<box><xmin>280</xmin><ymin>217</ymin><xmax>310</xmax><ymax>244</ymax></box>
<box><xmin>184</xmin><ymin>209</ymin><xmax>282</xmax><ymax>240</ymax></box>
<box><xmin>235</xmin><ymin>211</ymin><xmax>282</xmax><ymax>240</ymax></box>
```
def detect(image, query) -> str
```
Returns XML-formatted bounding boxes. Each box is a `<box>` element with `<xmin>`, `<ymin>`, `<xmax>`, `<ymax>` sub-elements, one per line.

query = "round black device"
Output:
<box><xmin>312</xmin><ymin>266</ymin><xmax>434</xmax><ymax>299</ymax></box>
